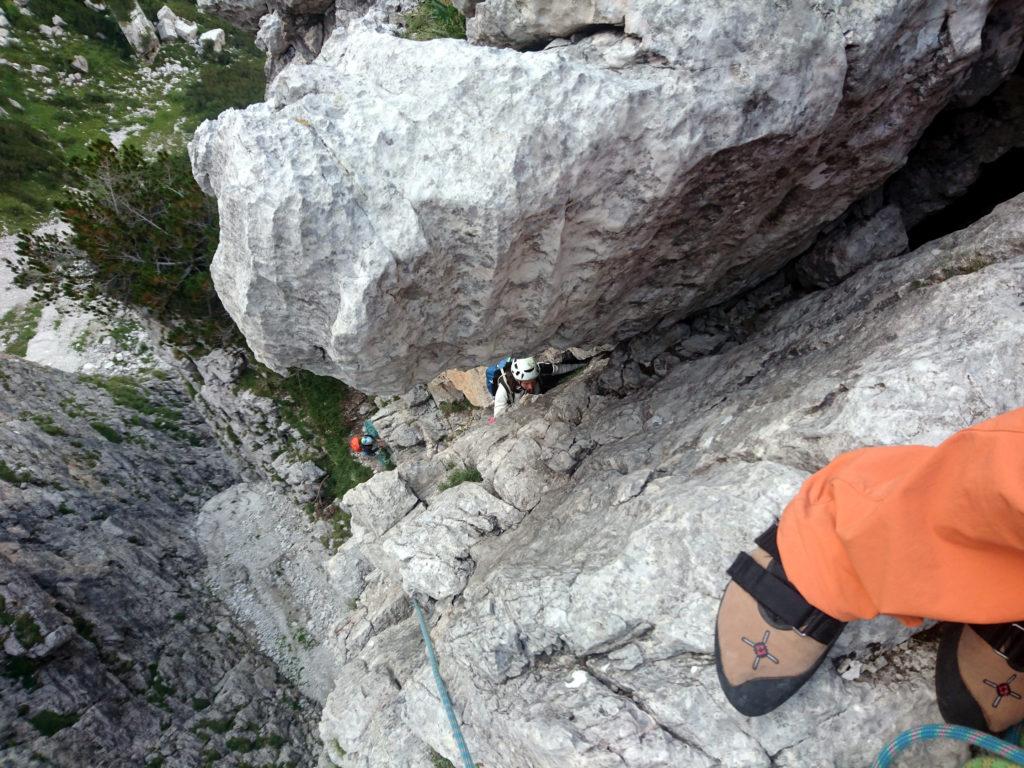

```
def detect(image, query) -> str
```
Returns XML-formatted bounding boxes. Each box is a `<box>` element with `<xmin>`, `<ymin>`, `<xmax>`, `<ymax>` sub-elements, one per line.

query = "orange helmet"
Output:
<box><xmin>349</xmin><ymin>435</ymin><xmax>363</xmax><ymax>453</ymax></box>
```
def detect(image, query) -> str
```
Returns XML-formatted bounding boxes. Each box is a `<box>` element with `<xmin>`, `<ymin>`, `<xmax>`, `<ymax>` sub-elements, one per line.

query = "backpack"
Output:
<box><xmin>485</xmin><ymin>356</ymin><xmax>512</xmax><ymax>397</ymax></box>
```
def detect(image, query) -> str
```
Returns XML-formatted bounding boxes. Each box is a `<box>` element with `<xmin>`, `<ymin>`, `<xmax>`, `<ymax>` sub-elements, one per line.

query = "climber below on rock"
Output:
<box><xmin>713</xmin><ymin>408</ymin><xmax>1024</xmax><ymax>738</ymax></box>
<box><xmin>489</xmin><ymin>354</ymin><xmax>588</xmax><ymax>421</ymax></box>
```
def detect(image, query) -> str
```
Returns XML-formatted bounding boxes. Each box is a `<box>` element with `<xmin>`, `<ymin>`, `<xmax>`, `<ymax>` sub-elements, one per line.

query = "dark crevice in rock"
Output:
<box><xmin>907</xmin><ymin>146</ymin><xmax>1024</xmax><ymax>248</ymax></box>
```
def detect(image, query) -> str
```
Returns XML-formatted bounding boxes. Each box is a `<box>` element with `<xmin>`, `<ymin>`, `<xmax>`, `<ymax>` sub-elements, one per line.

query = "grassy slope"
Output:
<box><xmin>0</xmin><ymin>0</ymin><xmax>263</xmax><ymax>232</ymax></box>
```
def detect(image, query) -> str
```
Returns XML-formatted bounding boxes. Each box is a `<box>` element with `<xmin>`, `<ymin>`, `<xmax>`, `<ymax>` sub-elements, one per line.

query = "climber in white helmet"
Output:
<box><xmin>490</xmin><ymin>354</ymin><xmax>588</xmax><ymax>421</ymax></box>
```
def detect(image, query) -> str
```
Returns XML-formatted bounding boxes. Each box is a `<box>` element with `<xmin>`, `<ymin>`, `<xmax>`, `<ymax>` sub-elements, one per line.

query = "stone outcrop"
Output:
<box><xmin>0</xmin><ymin>357</ymin><xmax>321</xmax><ymax>767</ymax></box>
<box><xmin>117</xmin><ymin>1</ymin><xmax>159</xmax><ymax>59</ymax></box>
<box><xmin>200</xmin><ymin>27</ymin><xmax>226</xmax><ymax>53</ymax></box>
<box><xmin>190</xmin><ymin>0</ymin><xmax>1024</xmax><ymax>394</ymax></box>
<box><xmin>154</xmin><ymin>5</ymin><xmax>196</xmax><ymax>42</ymax></box>
<box><xmin>198</xmin><ymin>0</ymin><xmax>267</xmax><ymax>28</ymax></box>
<box><xmin>308</xmin><ymin>192</ymin><xmax>1024</xmax><ymax>767</ymax></box>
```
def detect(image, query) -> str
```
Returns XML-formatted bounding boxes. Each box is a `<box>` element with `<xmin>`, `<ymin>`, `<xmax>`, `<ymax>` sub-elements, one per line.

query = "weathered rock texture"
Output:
<box><xmin>197</xmin><ymin>483</ymin><xmax>352</xmax><ymax>703</ymax></box>
<box><xmin>0</xmin><ymin>358</ymin><xmax>321</xmax><ymax>767</ymax></box>
<box><xmin>309</xmin><ymin>193</ymin><xmax>1024</xmax><ymax>767</ymax></box>
<box><xmin>117</xmin><ymin>0</ymin><xmax>159</xmax><ymax>59</ymax></box>
<box><xmin>191</xmin><ymin>0</ymin><xmax>1024</xmax><ymax>394</ymax></box>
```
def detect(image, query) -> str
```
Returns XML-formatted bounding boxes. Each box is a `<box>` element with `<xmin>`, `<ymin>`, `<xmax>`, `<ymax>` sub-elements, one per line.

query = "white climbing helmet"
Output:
<box><xmin>511</xmin><ymin>357</ymin><xmax>539</xmax><ymax>382</ymax></box>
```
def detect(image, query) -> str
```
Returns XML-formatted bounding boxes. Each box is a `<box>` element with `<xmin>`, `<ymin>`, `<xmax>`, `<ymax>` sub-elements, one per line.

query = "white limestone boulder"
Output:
<box><xmin>117</xmin><ymin>1</ymin><xmax>159</xmax><ymax>58</ymax></box>
<box><xmin>190</xmin><ymin>0</ymin><xmax>1024</xmax><ymax>395</ymax></box>
<box><xmin>200</xmin><ymin>26</ymin><xmax>225</xmax><ymax>53</ymax></box>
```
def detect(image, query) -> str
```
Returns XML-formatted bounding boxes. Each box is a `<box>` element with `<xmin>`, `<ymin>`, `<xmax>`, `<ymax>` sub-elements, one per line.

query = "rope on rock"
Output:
<box><xmin>412</xmin><ymin>598</ymin><xmax>475</xmax><ymax>768</ymax></box>
<box><xmin>872</xmin><ymin>724</ymin><xmax>1024</xmax><ymax>768</ymax></box>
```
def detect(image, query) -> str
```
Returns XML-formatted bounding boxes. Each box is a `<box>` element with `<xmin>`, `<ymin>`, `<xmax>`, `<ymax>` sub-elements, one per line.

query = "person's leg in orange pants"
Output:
<box><xmin>777</xmin><ymin>408</ymin><xmax>1024</xmax><ymax>626</ymax></box>
<box><xmin>716</xmin><ymin>409</ymin><xmax>1024</xmax><ymax>728</ymax></box>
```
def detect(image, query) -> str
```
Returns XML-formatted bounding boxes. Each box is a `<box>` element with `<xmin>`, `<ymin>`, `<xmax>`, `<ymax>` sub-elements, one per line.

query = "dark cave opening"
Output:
<box><xmin>907</xmin><ymin>146</ymin><xmax>1024</xmax><ymax>249</ymax></box>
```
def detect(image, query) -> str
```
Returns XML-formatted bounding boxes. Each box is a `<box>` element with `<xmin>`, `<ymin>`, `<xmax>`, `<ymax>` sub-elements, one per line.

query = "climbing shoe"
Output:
<box><xmin>936</xmin><ymin>621</ymin><xmax>1024</xmax><ymax>733</ymax></box>
<box><xmin>715</xmin><ymin>524</ymin><xmax>846</xmax><ymax>716</ymax></box>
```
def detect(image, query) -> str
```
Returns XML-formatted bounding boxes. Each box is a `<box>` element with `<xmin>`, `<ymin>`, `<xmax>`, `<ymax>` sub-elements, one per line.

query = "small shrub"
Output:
<box><xmin>404</xmin><ymin>0</ymin><xmax>466</xmax><ymax>40</ymax></box>
<box><xmin>0</xmin><ymin>459</ymin><xmax>31</xmax><ymax>485</ymax></box>
<box><xmin>13</xmin><ymin>613</ymin><xmax>43</xmax><ymax>648</ymax></box>
<box><xmin>2</xmin><ymin>655</ymin><xmax>43</xmax><ymax>690</ymax></box>
<box><xmin>28</xmin><ymin>709</ymin><xmax>81</xmax><ymax>736</ymax></box>
<box><xmin>429</xmin><ymin>749</ymin><xmax>456</xmax><ymax>768</ymax></box>
<box><xmin>438</xmin><ymin>466</ymin><xmax>482</xmax><ymax>491</ymax></box>
<box><xmin>438</xmin><ymin>398</ymin><xmax>473</xmax><ymax>415</ymax></box>
<box><xmin>196</xmin><ymin>717</ymin><xmax>234</xmax><ymax>734</ymax></box>
<box><xmin>31</xmin><ymin>414</ymin><xmax>67</xmax><ymax>437</ymax></box>
<box><xmin>90</xmin><ymin>421</ymin><xmax>123</xmax><ymax>443</ymax></box>
<box><xmin>237</xmin><ymin>364</ymin><xmax>372</xmax><ymax>504</ymax></box>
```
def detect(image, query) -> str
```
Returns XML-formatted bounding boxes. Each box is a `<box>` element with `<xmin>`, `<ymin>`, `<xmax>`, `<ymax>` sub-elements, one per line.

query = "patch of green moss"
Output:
<box><xmin>30</xmin><ymin>414</ymin><xmax>67</xmax><ymax>437</ymax></box>
<box><xmin>2</xmin><ymin>655</ymin><xmax>43</xmax><ymax>690</ymax></box>
<box><xmin>0</xmin><ymin>459</ymin><xmax>31</xmax><ymax>484</ymax></box>
<box><xmin>28</xmin><ymin>709</ymin><xmax>80</xmax><ymax>736</ymax></box>
<box><xmin>90</xmin><ymin>421</ymin><xmax>123</xmax><ymax>443</ymax></box>
<box><xmin>13</xmin><ymin>613</ymin><xmax>43</xmax><ymax>648</ymax></box>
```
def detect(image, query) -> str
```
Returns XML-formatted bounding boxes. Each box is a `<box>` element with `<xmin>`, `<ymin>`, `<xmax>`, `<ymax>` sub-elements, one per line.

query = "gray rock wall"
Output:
<box><xmin>191</xmin><ymin>0</ymin><xmax>1024</xmax><ymax>393</ymax></box>
<box><xmin>0</xmin><ymin>358</ymin><xmax>322</xmax><ymax>767</ymax></box>
<box><xmin>314</xmin><ymin>193</ymin><xmax>1024</xmax><ymax>767</ymax></box>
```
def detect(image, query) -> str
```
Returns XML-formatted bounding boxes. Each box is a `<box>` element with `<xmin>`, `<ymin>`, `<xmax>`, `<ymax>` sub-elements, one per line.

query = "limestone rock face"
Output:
<box><xmin>466</xmin><ymin>0</ymin><xmax>627</xmax><ymax>48</ymax></box>
<box><xmin>197</xmin><ymin>483</ymin><xmax>354</xmax><ymax>702</ymax></box>
<box><xmin>190</xmin><ymin>0</ymin><xmax>1024</xmax><ymax>394</ymax></box>
<box><xmin>197</xmin><ymin>0</ymin><xmax>266</xmax><ymax>28</ymax></box>
<box><xmin>0</xmin><ymin>358</ymin><xmax>321</xmax><ymax>767</ymax></box>
<box><xmin>316</xmin><ymin>195</ymin><xmax>1024</xmax><ymax>767</ymax></box>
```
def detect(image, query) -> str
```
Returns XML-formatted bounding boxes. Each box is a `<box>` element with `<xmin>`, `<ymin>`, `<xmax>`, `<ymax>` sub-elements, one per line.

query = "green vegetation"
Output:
<box><xmin>146</xmin><ymin>662</ymin><xmax>174</xmax><ymax>709</ymax></box>
<box><xmin>438</xmin><ymin>398</ymin><xmax>474</xmax><ymax>415</ymax></box>
<box><xmin>438</xmin><ymin>466</ymin><xmax>482</xmax><ymax>491</ymax></box>
<box><xmin>2</xmin><ymin>655</ymin><xmax>43</xmax><ymax>689</ymax></box>
<box><xmin>0</xmin><ymin>302</ymin><xmax>44</xmax><ymax>356</ymax></box>
<box><xmin>196</xmin><ymin>716</ymin><xmax>234</xmax><ymax>734</ymax></box>
<box><xmin>28</xmin><ymin>709</ymin><xmax>81</xmax><ymax>736</ymax></box>
<box><xmin>30</xmin><ymin>414</ymin><xmax>67</xmax><ymax>437</ymax></box>
<box><xmin>90</xmin><ymin>421</ymin><xmax>124</xmax><ymax>443</ymax></box>
<box><xmin>238</xmin><ymin>364</ymin><xmax>373</xmax><ymax>506</ymax></box>
<box><xmin>0</xmin><ymin>458</ymin><xmax>32</xmax><ymax>484</ymax></box>
<box><xmin>225</xmin><ymin>732</ymin><xmax>287</xmax><ymax>753</ymax></box>
<box><xmin>13</xmin><ymin>613</ymin><xmax>43</xmax><ymax>648</ymax></box>
<box><xmin>429</xmin><ymin>749</ymin><xmax>456</xmax><ymax>768</ymax></box>
<box><xmin>0</xmin><ymin>0</ymin><xmax>264</xmax><ymax>232</ymax></box>
<box><xmin>403</xmin><ymin>0</ymin><xmax>466</xmax><ymax>40</ymax></box>
<box><xmin>13</xmin><ymin>144</ymin><xmax>238</xmax><ymax>349</ymax></box>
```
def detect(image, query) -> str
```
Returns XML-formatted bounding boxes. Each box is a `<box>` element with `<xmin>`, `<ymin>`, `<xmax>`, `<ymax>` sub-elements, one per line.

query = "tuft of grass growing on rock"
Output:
<box><xmin>0</xmin><ymin>459</ymin><xmax>33</xmax><ymax>485</ymax></box>
<box><xmin>438</xmin><ymin>398</ymin><xmax>474</xmax><ymax>415</ymax></box>
<box><xmin>429</xmin><ymin>749</ymin><xmax>456</xmax><ymax>768</ymax></box>
<box><xmin>90</xmin><ymin>421</ymin><xmax>124</xmax><ymax>443</ymax></box>
<box><xmin>13</xmin><ymin>613</ymin><xmax>43</xmax><ymax>648</ymax></box>
<box><xmin>438</xmin><ymin>466</ymin><xmax>482</xmax><ymax>492</ymax></box>
<box><xmin>403</xmin><ymin>0</ymin><xmax>466</xmax><ymax>40</ymax></box>
<box><xmin>28</xmin><ymin>709</ymin><xmax>81</xmax><ymax>736</ymax></box>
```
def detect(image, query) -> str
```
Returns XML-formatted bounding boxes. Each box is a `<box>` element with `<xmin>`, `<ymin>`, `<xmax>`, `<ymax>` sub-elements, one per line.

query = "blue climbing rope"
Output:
<box><xmin>412</xmin><ymin>599</ymin><xmax>476</xmax><ymax>768</ymax></box>
<box><xmin>871</xmin><ymin>724</ymin><xmax>1024</xmax><ymax>768</ymax></box>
